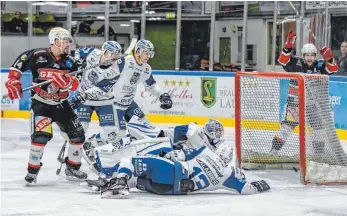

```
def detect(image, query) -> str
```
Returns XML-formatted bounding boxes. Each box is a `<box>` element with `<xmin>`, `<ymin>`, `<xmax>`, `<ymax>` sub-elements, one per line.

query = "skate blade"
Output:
<box><xmin>24</xmin><ymin>180</ymin><xmax>36</xmax><ymax>187</ymax></box>
<box><xmin>66</xmin><ymin>175</ymin><xmax>87</xmax><ymax>182</ymax></box>
<box><xmin>79</xmin><ymin>182</ymin><xmax>101</xmax><ymax>192</ymax></box>
<box><xmin>101</xmin><ymin>190</ymin><xmax>130</xmax><ymax>199</ymax></box>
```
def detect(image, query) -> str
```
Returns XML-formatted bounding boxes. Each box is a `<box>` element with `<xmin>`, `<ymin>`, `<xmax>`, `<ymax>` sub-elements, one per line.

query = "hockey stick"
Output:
<box><xmin>288</xmin><ymin>1</ymin><xmax>317</xmax><ymax>41</ymax></box>
<box><xmin>2</xmin><ymin>38</ymin><xmax>138</xmax><ymax>99</ymax></box>
<box><xmin>56</xmin><ymin>141</ymin><xmax>67</xmax><ymax>175</ymax></box>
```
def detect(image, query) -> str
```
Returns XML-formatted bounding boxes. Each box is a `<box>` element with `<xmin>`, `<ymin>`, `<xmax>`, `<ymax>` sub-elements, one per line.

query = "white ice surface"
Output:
<box><xmin>1</xmin><ymin>118</ymin><xmax>347</xmax><ymax>216</ymax></box>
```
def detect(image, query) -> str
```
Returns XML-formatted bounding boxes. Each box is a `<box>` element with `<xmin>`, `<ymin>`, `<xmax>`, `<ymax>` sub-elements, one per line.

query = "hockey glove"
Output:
<box><xmin>159</xmin><ymin>93</ymin><xmax>172</xmax><ymax>110</ymax></box>
<box><xmin>70</xmin><ymin>92</ymin><xmax>86</xmax><ymax>109</ymax></box>
<box><xmin>5</xmin><ymin>79</ymin><xmax>22</xmax><ymax>100</ymax></box>
<box><xmin>76</xmin><ymin>59</ymin><xmax>87</xmax><ymax>69</ymax></box>
<box><xmin>284</xmin><ymin>31</ymin><xmax>296</xmax><ymax>49</ymax></box>
<box><xmin>320</xmin><ymin>46</ymin><xmax>334</xmax><ymax>62</ymax></box>
<box><xmin>251</xmin><ymin>180</ymin><xmax>270</xmax><ymax>193</ymax></box>
<box><xmin>52</xmin><ymin>72</ymin><xmax>79</xmax><ymax>90</ymax></box>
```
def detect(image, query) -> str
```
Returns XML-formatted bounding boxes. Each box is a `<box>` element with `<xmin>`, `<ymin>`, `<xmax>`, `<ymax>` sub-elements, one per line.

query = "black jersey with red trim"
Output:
<box><xmin>277</xmin><ymin>47</ymin><xmax>338</xmax><ymax>74</ymax></box>
<box><xmin>9</xmin><ymin>48</ymin><xmax>78</xmax><ymax>104</ymax></box>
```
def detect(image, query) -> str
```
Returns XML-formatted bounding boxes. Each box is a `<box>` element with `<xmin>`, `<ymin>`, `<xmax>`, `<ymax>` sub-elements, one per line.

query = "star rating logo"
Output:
<box><xmin>164</xmin><ymin>79</ymin><xmax>190</xmax><ymax>87</ymax></box>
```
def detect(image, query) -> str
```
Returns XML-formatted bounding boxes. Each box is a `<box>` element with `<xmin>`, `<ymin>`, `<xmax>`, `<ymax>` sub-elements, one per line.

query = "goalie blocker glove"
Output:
<box><xmin>159</xmin><ymin>93</ymin><xmax>172</xmax><ymax>110</ymax></box>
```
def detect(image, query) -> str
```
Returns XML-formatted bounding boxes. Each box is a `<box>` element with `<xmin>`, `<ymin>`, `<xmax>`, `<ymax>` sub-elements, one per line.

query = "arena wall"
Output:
<box><xmin>1</xmin><ymin>69</ymin><xmax>347</xmax><ymax>140</ymax></box>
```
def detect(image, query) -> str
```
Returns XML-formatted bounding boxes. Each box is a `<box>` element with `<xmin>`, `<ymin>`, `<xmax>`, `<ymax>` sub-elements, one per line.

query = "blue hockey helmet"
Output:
<box><xmin>134</xmin><ymin>39</ymin><xmax>155</xmax><ymax>58</ymax></box>
<box><xmin>101</xmin><ymin>41</ymin><xmax>122</xmax><ymax>57</ymax></box>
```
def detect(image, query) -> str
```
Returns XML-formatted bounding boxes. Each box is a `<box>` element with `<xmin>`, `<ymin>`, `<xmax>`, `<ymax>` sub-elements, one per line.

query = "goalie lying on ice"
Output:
<box><xmin>80</xmin><ymin>118</ymin><xmax>270</xmax><ymax>197</ymax></box>
<box><xmin>99</xmin><ymin>141</ymin><xmax>270</xmax><ymax>198</ymax></box>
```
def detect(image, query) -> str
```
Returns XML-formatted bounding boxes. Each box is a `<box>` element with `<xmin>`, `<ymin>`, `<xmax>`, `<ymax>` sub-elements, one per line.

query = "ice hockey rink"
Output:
<box><xmin>1</xmin><ymin>118</ymin><xmax>347</xmax><ymax>216</ymax></box>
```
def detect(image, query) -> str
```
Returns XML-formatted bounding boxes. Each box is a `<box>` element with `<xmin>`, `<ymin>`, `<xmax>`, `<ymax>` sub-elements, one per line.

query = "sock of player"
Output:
<box><xmin>28</xmin><ymin>142</ymin><xmax>45</xmax><ymax>170</ymax></box>
<box><xmin>113</xmin><ymin>156</ymin><xmax>134</xmax><ymax>179</ymax></box>
<box><xmin>67</xmin><ymin>141</ymin><xmax>83</xmax><ymax>165</ymax></box>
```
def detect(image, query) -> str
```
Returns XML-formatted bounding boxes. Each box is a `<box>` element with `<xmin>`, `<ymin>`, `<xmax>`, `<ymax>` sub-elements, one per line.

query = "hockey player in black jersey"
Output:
<box><xmin>270</xmin><ymin>31</ymin><xmax>338</xmax><ymax>154</ymax></box>
<box><xmin>4</xmin><ymin>27</ymin><xmax>88</xmax><ymax>184</ymax></box>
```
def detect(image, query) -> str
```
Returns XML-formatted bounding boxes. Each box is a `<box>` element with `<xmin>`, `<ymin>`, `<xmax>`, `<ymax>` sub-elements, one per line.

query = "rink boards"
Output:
<box><xmin>1</xmin><ymin>69</ymin><xmax>347</xmax><ymax>140</ymax></box>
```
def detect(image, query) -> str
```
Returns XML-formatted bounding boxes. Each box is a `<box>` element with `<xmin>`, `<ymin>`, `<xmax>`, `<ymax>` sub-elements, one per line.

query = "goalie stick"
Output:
<box><xmin>2</xmin><ymin>38</ymin><xmax>138</xmax><ymax>99</ymax></box>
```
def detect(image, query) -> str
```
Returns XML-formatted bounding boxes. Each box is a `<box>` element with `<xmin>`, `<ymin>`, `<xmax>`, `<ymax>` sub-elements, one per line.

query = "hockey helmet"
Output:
<box><xmin>301</xmin><ymin>43</ymin><xmax>317</xmax><ymax>57</ymax></box>
<box><xmin>48</xmin><ymin>27</ymin><xmax>73</xmax><ymax>45</ymax></box>
<box><xmin>101</xmin><ymin>41</ymin><xmax>122</xmax><ymax>56</ymax></box>
<box><xmin>134</xmin><ymin>39</ymin><xmax>155</xmax><ymax>58</ymax></box>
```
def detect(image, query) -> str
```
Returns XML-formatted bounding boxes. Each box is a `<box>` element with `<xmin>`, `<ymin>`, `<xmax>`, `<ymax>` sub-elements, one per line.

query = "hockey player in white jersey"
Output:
<box><xmin>71</xmin><ymin>39</ymin><xmax>172</xmax><ymax>143</ymax></box>
<box><xmin>99</xmin><ymin>119</ymin><xmax>270</xmax><ymax>198</ymax></box>
<box><xmin>71</xmin><ymin>41</ymin><xmax>122</xmax><ymax>142</ymax></box>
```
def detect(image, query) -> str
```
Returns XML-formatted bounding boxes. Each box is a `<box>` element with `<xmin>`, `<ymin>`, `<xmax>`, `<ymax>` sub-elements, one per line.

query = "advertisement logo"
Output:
<box><xmin>201</xmin><ymin>77</ymin><xmax>216</xmax><ymax>108</ymax></box>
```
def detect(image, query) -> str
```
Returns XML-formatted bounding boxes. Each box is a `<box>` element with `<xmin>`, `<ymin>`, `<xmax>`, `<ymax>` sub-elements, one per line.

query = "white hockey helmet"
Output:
<box><xmin>101</xmin><ymin>41</ymin><xmax>122</xmax><ymax>57</ymax></box>
<box><xmin>203</xmin><ymin>119</ymin><xmax>225</xmax><ymax>148</ymax></box>
<box><xmin>134</xmin><ymin>39</ymin><xmax>155</xmax><ymax>58</ymax></box>
<box><xmin>301</xmin><ymin>43</ymin><xmax>317</xmax><ymax>57</ymax></box>
<box><xmin>48</xmin><ymin>27</ymin><xmax>73</xmax><ymax>45</ymax></box>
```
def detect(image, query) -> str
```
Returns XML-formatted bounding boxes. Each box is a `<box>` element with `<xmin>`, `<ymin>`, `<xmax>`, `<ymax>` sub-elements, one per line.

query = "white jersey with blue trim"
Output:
<box><xmin>81</xmin><ymin>55</ymin><xmax>163</xmax><ymax>109</ymax></box>
<box><xmin>112</xmin><ymin>55</ymin><xmax>162</xmax><ymax>108</ymax></box>
<box><xmin>180</xmin><ymin>146</ymin><xmax>228</xmax><ymax>192</ymax></box>
<box><xmin>76</xmin><ymin>47</ymin><xmax>120</xmax><ymax>106</ymax></box>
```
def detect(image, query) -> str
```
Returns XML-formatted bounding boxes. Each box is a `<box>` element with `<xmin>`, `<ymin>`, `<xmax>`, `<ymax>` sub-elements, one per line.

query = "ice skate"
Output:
<box><xmin>101</xmin><ymin>177</ymin><xmax>130</xmax><ymax>198</ymax></box>
<box><xmin>65</xmin><ymin>157</ymin><xmax>88</xmax><ymax>182</ymax></box>
<box><xmin>80</xmin><ymin>177</ymin><xmax>109</xmax><ymax>192</ymax></box>
<box><xmin>24</xmin><ymin>163</ymin><xmax>42</xmax><ymax>185</ymax></box>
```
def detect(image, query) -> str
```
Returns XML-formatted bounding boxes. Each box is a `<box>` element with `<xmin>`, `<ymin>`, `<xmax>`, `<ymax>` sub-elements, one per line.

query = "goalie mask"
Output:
<box><xmin>101</xmin><ymin>41</ymin><xmax>122</xmax><ymax>61</ymax></box>
<box><xmin>301</xmin><ymin>43</ymin><xmax>317</xmax><ymax>66</ymax></box>
<box><xmin>203</xmin><ymin>119</ymin><xmax>224</xmax><ymax>148</ymax></box>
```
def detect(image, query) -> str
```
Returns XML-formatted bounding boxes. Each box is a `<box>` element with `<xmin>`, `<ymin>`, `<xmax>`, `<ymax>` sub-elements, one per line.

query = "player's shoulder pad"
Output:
<box><xmin>78</xmin><ymin>47</ymin><xmax>96</xmax><ymax>59</ymax></box>
<box><xmin>17</xmin><ymin>49</ymin><xmax>37</xmax><ymax>61</ymax></box>
<box><xmin>31</xmin><ymin>48</ymin><xmax>50</xmax><ymax>58</ymax></box>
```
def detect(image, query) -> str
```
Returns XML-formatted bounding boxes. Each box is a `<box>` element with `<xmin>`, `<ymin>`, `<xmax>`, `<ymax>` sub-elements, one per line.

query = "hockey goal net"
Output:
<box><xmin>235</xmin><ymin>71</ymin><xmax>347</xmax><ymax>184</ymax></box>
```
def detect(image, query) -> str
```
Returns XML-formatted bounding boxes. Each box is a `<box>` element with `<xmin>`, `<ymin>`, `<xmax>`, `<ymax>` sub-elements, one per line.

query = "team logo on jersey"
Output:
<box><xmin>130</xmin><ymin>72</ymin><xmax>140</xmax><ymax>85</ymax></box>
<box><xmin>88</xmin><ymin>71</ymin><xmax>99</xmax><ymax>84</ymax></box>
<box><xmin>20</xmin><ymin>54</ymin><xmax>27</xmax><ymax>61</ymax></box>
<box><xmin>47</xmin><ymin>83</ymin><xmax>59</xmax><ymax>94</ymax></box>
<box><xmin>201</xmin><ymin>77</ymin><xmax>217</xmax><ymax>108</ymax></box>
<box><xmin>36</xmin><ymin>56</ymin><xmax>47</xmax><ymax>63</ymax></box>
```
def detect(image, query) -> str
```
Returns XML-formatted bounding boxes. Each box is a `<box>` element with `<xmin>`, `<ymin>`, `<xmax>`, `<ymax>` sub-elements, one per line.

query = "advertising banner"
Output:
<box><xmin>135</xmin><ymin>74</ymin><xmax>235</xmax><ymax>118</ymax></box>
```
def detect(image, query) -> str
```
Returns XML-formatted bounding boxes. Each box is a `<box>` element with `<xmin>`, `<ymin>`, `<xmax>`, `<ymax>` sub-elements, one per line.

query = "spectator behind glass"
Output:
<box><xmin>9</xmin><ymin>11</ymin><xmax>24</xmax><ymax>33</ymax></box>
<box><xmin>78</xmin><ymin>17</ymin><xmax>94</xmax><ymax>34</ymax></box>
<box><xmin>97</xmin><ymin>24</ymin><xmax>116</xmax><ymax>40</ymax></box>
<box><xmin>336</xmin><ymin>41</ymin><xmax>347</xmax><ymax>75</ymax></box>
